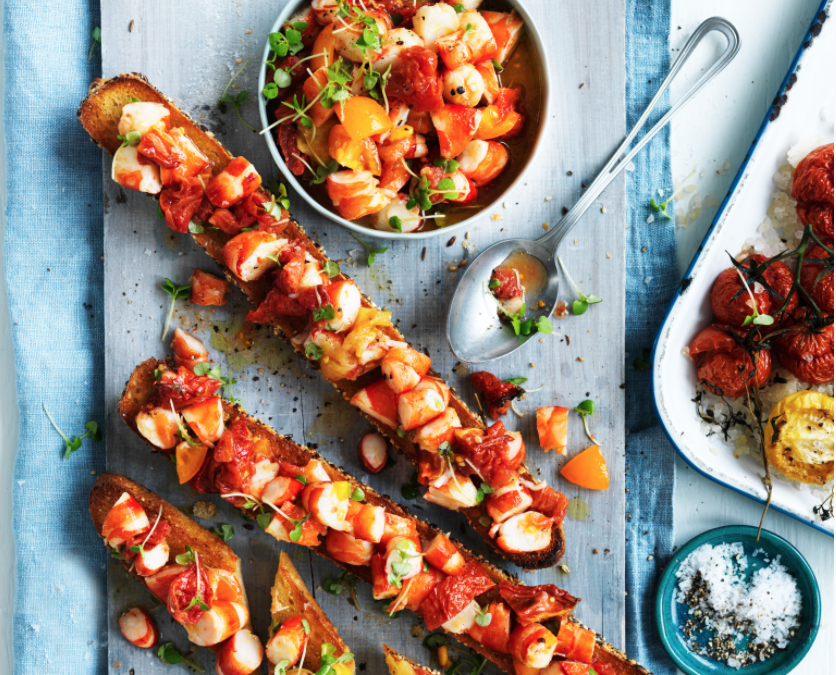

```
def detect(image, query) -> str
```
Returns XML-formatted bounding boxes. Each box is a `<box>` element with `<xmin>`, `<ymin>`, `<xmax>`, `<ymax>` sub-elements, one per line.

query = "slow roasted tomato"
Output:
<box><xmin>156</xmin><ymin>366</ymin><xmax>223</xmax><ymax>410</ymax></box>
<box><xmin>498</xmin><ymin>581</ymin><xmax>579</xmax><ymax>625</ymax></box>
<box><xmin>793</xmin><ymin>143</ymin><xmax>834</xmax><ymax>242</ymax></box>
<box><xmin>159</xmin><ymin>176</ymin><xmax>206</xmax><ymax>233</ymax></box>
<box><xmin>800</xmin><ymin>245</ymin><xmax>834</xmax><ymax>313</ymax></box>
<box><xmin>213</xmin><ymin>418</ymin><xmax>256</xmax><ymax>495</ymax></box>
<box><xmin>277</xmin><ymin>240</ymin><xmax>307</xmax><ymax>295</ymax></box>
<box><xmin>168</xmin><ymin>562</ymin><xmax>213</xmax><ymax>625</ymax></box>
<box><xmin>420</xmin><ymin>562</ymin><xmax>496</xmax><ymax>631</ymax></box>
<box><xmin>489</xmin><ymin>267</ymin><xmax>523</xmax><ymax>300</ymax></box>
<box><xmin>386</xmin><ymin>46</ymin><xmax>444</xmax><ymax>113</ymax></box>
<box><xmin>688</xmin><ymin>325</ymin><xmax>772</xmax><ymax>397</ymax></box>
<box><xmin>278</xmin><ymin>122</ymin><xmax>307</xmax><ymax>176</ymax></box>
<box><xmin>453</xmin><ymin>425</ymin><xmax>518</xmax><ymax>488</ymax></box>
<box><xmin>467</xmin><ymin>599</ymin><xmax>512</xmax><ymax>653</ymax></box>
<box><xmin>470</xmin><ymin>370</ymin><xmax>522</xmax><ymax>420</ymax></box>
<box><xmin>710</xmin><ymin>255</ymin><xmax>798</xmax><ymax>327</ymax></box>
<box><xmin>530</xmin><ymin>485</ymin><xmax>569</xmax><ymax>527</ymax></box>
<box><xmin>189</xmin><ymin>269</ymin><xmax>229</xmax><ymax>306</ymax></box>
<box><xmin>431</xmin><ymin>104</ymin><xmax>481</xmax><ymax>159</ymax></box>
<box><xmin>774</xmin><ymin>306</ymin><xmax>834</xmax><ymax>385</ymax></box>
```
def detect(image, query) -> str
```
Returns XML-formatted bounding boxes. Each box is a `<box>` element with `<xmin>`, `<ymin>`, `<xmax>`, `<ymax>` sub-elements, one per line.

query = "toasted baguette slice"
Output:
<box><xmin>384</xmin><ymin>645</ymin><xmax>443</xmax><ymax>675</ymax></box>
<box><xmin>271</xmin><ymin>551</ymin><xmax>354</xmax><ymax>673</ymax></box>
<box><xmin>78</xmin><ymin>72</ymin><xmax>564</xmax><ymax>569</ymax></box>
<box><xmin>119</xmin><ymin>358</ymin><xmax>650</xmax><ymax>675</ymax></box>
<box><xmin>88</xmin><ymin>473</ymin><xmax>252</xmax><ymax>650</ymax></box>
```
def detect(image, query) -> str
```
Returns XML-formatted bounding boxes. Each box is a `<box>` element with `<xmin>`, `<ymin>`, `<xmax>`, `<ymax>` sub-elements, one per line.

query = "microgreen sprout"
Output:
<box><xmin>305</xmin><ymin>343</ymin><xmax>324</xmax><ymax>361</ymax></box>
<box><xmin>649</xmin><ymin>169</ymin><xmax>696</xmax><ymax>220</ymax></box>
<box><xmin>43</xmin><ymin>404</ymin><xmax>101</xmax><ymax>459</ymax></box>
<box><xmin>503</xmin><ymin>303</ymin><xmax>554</xmax><ymax>340</ymax></box>
<box><xmin>557</xmin><ymin>256</ymin><xmax>602</xmax><ymax>315</ymax></box>
<box><xmin>313</xmin><ymin>304</ymin><xmax>336</xmax><ymax>322</ymax></box>
<box><xmin>633</xmin><ymin>348</ymin><xmax>651</xmax><ymax>371</ymax></box>
<box><xmin>735</xmin><ymin>266</ymin><xmax>775</xmax><ymax>328</ymax></box>
<box><xmin>323</xmin><ymin>570</ymin><xmax>361</xmax><ymax>609</ymax></box>
<box><xmin>574</xmin><ymin>399</ymin><xmax>596</xmax><ymax>443</ymax></box>
<box><xmin>218</xmin><ymin>57</ymin><xmax>258</xmax><ymax>131</ymax></box>
<box><xmin>475</xmin><ymin>482</ymin><xmax>495</xmax><ymax>504</ymax></box>
<box><xmin>386</xmin><ymin>539</ymin><xmax>417</xmax><ymax>588</ymax></box>
<box><xmin>504</xmin><ymin>377</ymin><xmax>528</xmax><ymax>386</ymax></box>
<box><xmin>474</xmin><ymin>604</ymin><xmax>492</xmax><ymax>627</ymax></box>
<box><xmin>213</xmin><ymin>524</ymin><xmax>235</xmax><ymax>542</ymax></box>
<box><xmin>157</xmin><ymin>642</ymin><xmax>204</xmax><ymax>672</ymax></box>
<box><xmin>488</xmin><ymin>278</ymin><xmax>501</xmax><ymax>289</ymax></box>
<box><xmin>407</xmin><ymin>174</ymin><xmax>464</xmax><ymax>211</ymax></box>
<box><xmin>116</xmin><ymin>131</ymin><xmax>141</xmax><ymax>148</ymax></box>
<box><xmin>400</xmin><ymin>471</ymin><xmax>420</xmax><ymax>500</ymax></box>
<box><xmin>192</xmin><ymin>362</ymin><xmax>239</xmax><ymax>404</ymax></box>
<box><xmin>453</xmin><ymin>3</ymin><xmax>467</xmax><ymax>12</ymax></box>
<box><xmin>350</xmin><ymin>232</ymin><xmax>389</xmax><ymax>266</ymax></box>
<box><xmin>309</xmin><ymin>158</ymin><xmax>341</xmax><ymax>186</ymax></box>
<box><xmin>491</xmin><ymin>58</ymin><xmax>504</xmax><ymax>72</ymax></box>
<box><xmin>88</xmin><ymin>27</ymin><xmax>101</xmax><ymax>61</ymax></box>
<box><xmin>161</xmin><ymin>277</ymin><xmax>191</xmax><ymax>342</ymax></box>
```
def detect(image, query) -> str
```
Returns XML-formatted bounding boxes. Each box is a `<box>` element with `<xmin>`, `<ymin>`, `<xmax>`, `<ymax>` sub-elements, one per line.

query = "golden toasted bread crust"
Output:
<box><xmin>119</xmin><ymin>359</ymin><xmax>651</xmax><ymax>675</ymax></box>
<box><xmin>89</xmin><ymin>472</ymin><xmax>239</xmax><ymax>573</ymax></box>
<box><xmin>79</xmin><ymin>73</ymin><xmax>564</xmax><ymax>569</ymax></box>
<box><xmin>271</xmin><ymin>552</ymin><xmax>353</xmax><ymax>673</ymax></box>
<box><xmin>383</xmin><ymin>644</ymin><xmax>444</xmax><ymax>675</ymax></box>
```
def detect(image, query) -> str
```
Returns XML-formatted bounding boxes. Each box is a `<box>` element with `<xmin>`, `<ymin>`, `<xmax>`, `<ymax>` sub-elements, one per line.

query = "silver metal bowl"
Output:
<box><xmin>257</xmin><ymin>0</ymin><xmax>551</xmax><ymax>240</ymax></box>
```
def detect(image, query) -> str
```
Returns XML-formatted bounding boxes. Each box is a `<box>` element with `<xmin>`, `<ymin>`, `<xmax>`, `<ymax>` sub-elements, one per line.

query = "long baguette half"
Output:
<box><xmin>78</xmin><ymin>72</ymin><xmax>565</xmax><ymax>569</ymax></box>
<box><xmin>118</xmin><ymin>357</ymin><xmax>650</xmax><ymax>675</ymax></box>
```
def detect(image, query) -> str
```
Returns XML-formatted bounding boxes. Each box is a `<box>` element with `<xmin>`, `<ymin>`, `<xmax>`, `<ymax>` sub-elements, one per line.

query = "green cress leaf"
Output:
<box><xmin>453</xmin><ymin>3</ymin><xmax>466</xmax><ymax>12</ymax></box>
<box><xmin>188</xmin><ymin>221</ymin><xmax>205</xmax><ymax>234</ymax></box>
<box><xmin>349</xmin><ymin>233</ymin><xmax>389</xmax><ymax>267</ymax></box>
<box><xmin>504</xmin><ymin>377</ymin><xmax>528</xmax><ymax>385</ymax></box>
<box><xmin>292</xmin><ymin>21</ymin><xmax>309</xmax><ymax>31</ymax></box>
<box><xmin>158</xmin><ymin>642</ymin><xmax>184</xmax><ymax>665</ymax></box>
<box><xmin>572</xmin><ymin>299</ymin><xmax>589</xmax><ymax>315</ymax></box>
<box><xmin>489</xmin><ymin>278</ymin><xmax>501</xmax><ymax>289</ymax></box>
<box><xmin>586</xmin><ymin>295</ymin><xmax>603</xmax><ymax>304</ymax></box>
<box><xmin>88</xmin><ymin>27</ymin><xmax>101</xmax><ymax>61</ymax></box>
<box><xmin>475</xmin><ymin>606</ymin><xmax>492</xmax><ymax>627</ymax></box>
<box><xmin>491</xmin><ymin>58</ymin><xmax>504</xmax><ymax>72</ymax></box>
<box><xmin>305</xmin><ymin>343</ymin><xmax>324</xmax><ymax>361</ymax></box>
<box><xmin>389</xmin><ymin>216</ymin><xmax>403</xmax><ymax>232</ymax></box>
<box><xmin>437</xmin><ymin>178</ymin><xmax>456</xmax><ymax>191</ymax></box>
<box><xmin>263</xmin><ymin>81</ymin><xmax>281</xmax><ymax>99</ymax></box>
<box><xmin>213</xmin><ymin>524</ymin><xmax>235</xmax><ymax>542</ymax></box>
<box><xmin>175</xmin><ymin>545</ymin><xmax>197</xmax><ymax>566</ymax></box>
<box><xmin>351</xmin><ymin>487</ymin><xmax>365</xmax><ymax>501</ymax></box>
<box><xmin>324</xmin><ymin>261</ymin><xmax>341</xmax><ymax>278</ymax></box>
<box><xmin>575</xmin><ymin>399</ymin><xmax>596</xmax><ymax>416</ymax></box>
<box><xmin>256</xmin><ymin>512</ymin><xmax>273</xmax><ymax>530</ymax></box>
<box><xmin>422</xmin><ymin>634</ymin><xmax>448</xmax><ymax>651</ymax></box>
<box><xmin>536</xmin><ymin>316</ymin><xmax>554</xmax><ymax>335</ymax></box>
<box><xmin>753</xmin><ymin>314</ymin><xmax>775</xmax><ymax>326</ymax></box>
<box><xmin>294</xmin><ymin>475</ymin><xmax>308</xmax><ymax>485</ymax></box>
<box><xmin>313</xmin><ymin>304</ymin><xmax>336</xmax><ymax>322</ymax></box>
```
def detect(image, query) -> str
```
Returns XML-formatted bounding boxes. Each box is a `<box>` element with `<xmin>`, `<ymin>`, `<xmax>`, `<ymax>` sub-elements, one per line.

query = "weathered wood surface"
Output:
<box><xmin>101</xmin><ymin>1</ymin><xmax>627</xmax><ymax>672</ymax></box>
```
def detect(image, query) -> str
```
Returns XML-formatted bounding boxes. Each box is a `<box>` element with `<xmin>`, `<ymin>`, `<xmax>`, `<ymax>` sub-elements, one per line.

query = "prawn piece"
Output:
<box><xmin>371</xmin><ymin>194</ymin><xmax>423</xmax><ymax>233</ymax></box>
<box><xmin>221</xmin><ymin>231</ymin><xmax>287</xmax><ymax>282</ymax></box>
<box><xmin>319</xmin><ymin>279</ymin><xmax>362</xmax><ymax>333</ymax></box>
<box><xmin>216</xmin><ymin>629</ymin><xmax>264</xmax><ymax>675</ymax></box>
<box><xmin>414</xmin><ymin>407</ymin><xmax>462</xmax><ymax>452</ymax></box>
<box><xmin>442</xmin><ymin>64</ymin><xmax>486</xmax><ymax>107</ymax></box>
<box><xmin>118</xmin><ymin>102</ymin><xmax>170</xmax><ymax>136</ymax></box>
<box><xmin>189</xmin><ymin>270</ymin><xmax>229</xmax><ymax>306</ymax></box>
<box><xmin>431</xmin><ymin>104</ymin><xmax>482</xmax><ymax>159</ymax></box>
<box><xmin>457</xmin><ymin>139</ymin><xmax>508</xmax><ymax>186</ymax></box>
<box><xmin>436</xmin><ymin>11</ymin><xmax>497</xmax><ymax>70</ymax></box>
<box><xmin>111</xmin><ymin>145</ymin><xmax>162</xmax><ymax>194</ymax></box>
<box><xmin>374</xmin><ymin>27</ymin><xmax>424</xmax><ymax>73</ymax></box>
<box><xmin>381</xmin><ymin>347</ymin><xmax>432</xmax><ymax>394</ymax></box>
<box><xmin>266</xmin><ymin>615</ymin><xmax>307</xmax><ymax>667</ymax></box>
<box><xmin>119</xmin><ymin>608</ymin><xmax>159</xmax><ymax>649</ymax></box>
<box><xmin>181</xmin><ymin>397</ymin><xmax>225</xmax><ymax>445</ymax></box>
<box><xmin>398</xmin><ymin>387</ymin><xmax>446</xmax><ymax>431</ymax></box>
<box><xmin>206</xmin><ymin>157</ymin><xmax>262</xmax><ymax>208</ymax></box>
<box><xmin>420</xmin><ymin>166</ymin><xmax>477</xmax><ymax>204</ymax></box>
<box><xmin>102</xmin><ymin>492</ymin><xmax>149</xmax><ymax>547</ymax></box>
<box><xmin>378</xmin><ymin>161</ymin><xmax>412</xmax><ymax>200</ymax></box>
<box><xmin>135</xmin><ymin>406</ymin><xmax>180</xmax><ymax>450</ymax></box>
<box><xmin>412</xmin><ymin>3</ymin><xmax>459</xmax><ymax>51</ymax></box>
<box><xmin>423</xmin><ymin>533</ymin><xmax>466</xmax><ymax>575</ymax></box>
<box><xmin>261</xmin><ymin>476</ymin><xmax>305</xmax><ymax>508</ymax></box>
<box><xmin>158</xmin><ymin>127</ymin><xmax>210</xmax><ymax>186</ymax></box>
<box><xmin>482</xmin><ymin>11</ymin><xmax>525</xmax><ymax>65</ymax></box>
<box><xmin>326</xmin><ymin>528</ymin><xmax>375</xmax><ymax>566</ymax></box>
<box><xmin>496</xmin><ymin>512</ymin><xmax>552</xmax><ymax>554</ymax></box>
<box><xmin>300</xmin><ymin>480</ymin><xmax>352</xmax><ymax>531</ymax></box>
<box><xmin>486</xmin><ymin>477</ymin><xmax>533</xmax><ymax>524</ymax></box>
<box><xmin>425</xmin><ymin>474</ymin><xmax>479</xmax><ymax>510</ymax></box>
<box><xmin>474</xmin><ymin>60</ymin><xmax>501</xmax><ymax>104</ymax></box>
<box><xmin>351</xmin><ymin>378</ymin><xmax>400</xmax><ymax>428</ymax></box>
<box><xmin>348</xmin><ymin>502</ymin><xmax>386</xmax><ymax>543</ymax></box>
<box><xmin>171</xmin><ymin>328</ymin><xmax>209</xmax><ymax>373</ymax></box>
<box><xmin>332</xmin><ymin>12</ymin><xmax>389</xmax><ymax>62</ymax></box>
<box><xmin>326</xmin><ymin>170</ymin><xmax>390</xmax><ymax>220</ymax></box>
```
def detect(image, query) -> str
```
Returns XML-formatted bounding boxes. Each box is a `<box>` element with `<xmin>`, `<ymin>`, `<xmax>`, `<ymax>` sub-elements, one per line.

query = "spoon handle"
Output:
<box><xmin>541</xmin><ymin>16</ymin><xmax>741</xmax><ymax>251</ymax></box>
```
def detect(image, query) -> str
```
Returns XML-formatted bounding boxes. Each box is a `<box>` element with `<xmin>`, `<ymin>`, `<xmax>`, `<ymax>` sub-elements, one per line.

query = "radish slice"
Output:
<box><xmin>359</xmin><ymin>432</ymin><xmax>389</xmax><ymax>474</ymax></box>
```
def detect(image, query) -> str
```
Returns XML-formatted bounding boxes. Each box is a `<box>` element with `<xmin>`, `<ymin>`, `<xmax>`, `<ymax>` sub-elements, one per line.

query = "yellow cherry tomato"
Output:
<box><xmin>765</xmin><ymin>390</ymin><xmax>834</xmax><ymax>485</ymax></box>
<box><xmin>560</xmin><ymin>445</ymin><xmax>610</xmax><ymax>490</ymax></box>
<box><xmin>339</xmin><ymin>96</ymin><xmax>393</xmax><ymax>141</ymax></box>
<box><xmin>175</xmin><ymin>441</ymin><xmax>208</xmax><ymax>485</ymax></box>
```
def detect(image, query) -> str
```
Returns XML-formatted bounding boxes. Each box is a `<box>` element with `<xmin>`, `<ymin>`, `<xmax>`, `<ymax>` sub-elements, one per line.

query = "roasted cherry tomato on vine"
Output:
<box><xmin>469</xmin><ymin>370</ymin><xmax>522</xmax><ymax>420</ymax></box>
<box><xmin>800</xmin><ymin>245</ymin><xmax>834</xmax><ymax>313</ymax></box>
<box><xmin>168</xmin><ymin>562</ymin><xmax>213</xmax><ymax>625</ymax></box>
<box><xmin>793</xmin><ymin>143</ymin><xmax>834</xmax><ymax>242</ymax></box>
<box><xmin>710</xmin><ymin>255</ymin><xmax>798</xmax><ymax>327</ymax></box>
<box><xmin>774</xmin><ymin>306</ymin><xmax>834</xmax><ymax>385</ymax></box>
<box><xmin>156</xmin><ymin>366</ymin><xmax>223</xmax><ymax>410</ymax></box>
<box><xmin>688</xmin><ymin>325</ymin><xmax>772</xmax><ymax>398</ymax></box>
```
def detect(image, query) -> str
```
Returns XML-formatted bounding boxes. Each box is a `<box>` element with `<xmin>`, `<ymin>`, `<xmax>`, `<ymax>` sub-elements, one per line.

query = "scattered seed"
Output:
<box><xmin>543</xmin><ymin>223</ymin><xmax>549</xmax><ymax>230</ymax></box>
<box><xmin>446</xmin><ymin>236</ymin><xmax>456</xmax><ymax>247</ymax></box>
<box><xmin>530</xmin><ymin>363</ymin><xmax>536</xmax><ymax>368</ymax></box>
<box><xmin>579</xmin><ymin>83</ymin><xmax>585</xmax><ymax>89</ymax></box>
<box><xmin>565</xmin><ymin>334</ymin><xmax>571</xmax><ymax>345</ymax></box>
<box><xmin>642</xmin><ymin>246</ymin><xmax>647</xmax><ymax>252</ymax></box>
<box><xmin>421</xmin><ymin>247</ymin><xmax>427</xmax><ymax>261</ymax></box>
<box><xmin>647</xmin><ymin>555</ymin><xmax>654</xmax><ymax>561</ymax></box>
<box><xmin>129</xmin><ymin>19</ymin><xmax>135</xmax><ymax>32</ymax></box>
<box><xmin>536</xmin><ymin>300</ymin><xmax>545</xmax><ymax>309</ymax></box>
<box><xmin>448</xmin><ymin>265</ymin><xmax>458</xmax><ymax>272</ymax></box>
<box><xmin>544</xmin><ymin>196</ymin><xmax>553</xmax><ymax>202</ymax></box>
<box><xmin>460</xmin><ymin>259</ymin><xmax>467</xmax><ymax>266</ymax></box>
<box><xmin>593</xmin><ymin>548</ymin><xmax>599</xmax><ymax>554</ymax></box>
<box><xmin>465</xmin><ymin>231</ymin><xmax>471</xmax><ymax>239</ymax></box>
<box><xmin>245</xmin><ymin>29</ymin><xmax>252</xmax><ymax>34</ymax></box>
<box><xmin>577</xmin><ymin>356</ymin><xmax>585</xmax><ymax>362</ymax></box>
<box><xmin>606</xmin><ymin>253</ymin><xmax>612</xmax><ymax>258</ymax></box>
<box><xmin>492</xmin><ymin>213</ymin><xmax>502</xmax><ymax>221</ymax></box>
<box><xmin>601</xmin><ymin>206</ymin><xmax>607</xmax><ymax>213</ymax></box>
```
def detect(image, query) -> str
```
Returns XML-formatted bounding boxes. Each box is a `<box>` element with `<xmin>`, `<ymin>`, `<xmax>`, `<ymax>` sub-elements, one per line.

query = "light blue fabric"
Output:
<box><xmin>624</xmin><ymin>0</ymin><xmax>677</xmax><ymax>672</ymax></box>
<box><xmin>4</xmin><ymin>1</ymin><xmax>107</xmax><ymax>673</ymax></box>
<box><xmin>2</xmin><ymin>0</ymin><xmax>677</xmax><ymax>672</ymax></box>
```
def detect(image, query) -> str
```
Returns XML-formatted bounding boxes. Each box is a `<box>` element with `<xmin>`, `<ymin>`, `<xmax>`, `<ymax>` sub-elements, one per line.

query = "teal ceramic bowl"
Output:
<box><xmin>656</xmin><ymin>526</ymin><xmax>820</xmax><ymax>675</ymax></box>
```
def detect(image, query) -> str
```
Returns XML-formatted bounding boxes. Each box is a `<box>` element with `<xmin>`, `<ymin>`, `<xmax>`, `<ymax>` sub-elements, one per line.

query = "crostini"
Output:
<box><xmin>77</xmin><ymin>73</ymin><xmax>566</xmax><ymax>569</ymax></box>
<box><xmin>117</xmin><ymin>352</ymin><xmax>649</xmax><ymax>675</ymax></box>
<box><xmin>384</xmin><ymin>644</ymin><xmax>443</xmax><ymax>675</ymax></box>
<box><xmin>267</xmin><ymin>551</ymin><xmax>354</xmax><ymax>674</ymax></box>
<box><xmin>88</xmin><ymin>473</ymin><xmax>263</xmax><ymax>675</ymax></box>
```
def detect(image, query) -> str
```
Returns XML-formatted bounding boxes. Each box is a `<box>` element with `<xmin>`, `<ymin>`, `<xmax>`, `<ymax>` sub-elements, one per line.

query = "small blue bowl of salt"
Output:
<box><xmin>656</xmin><ymin>525</ymin><xmax>820</xmax><ymax>675</ymax></box>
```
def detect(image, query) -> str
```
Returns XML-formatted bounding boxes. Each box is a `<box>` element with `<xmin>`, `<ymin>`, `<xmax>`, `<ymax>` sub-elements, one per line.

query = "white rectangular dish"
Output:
<box><xmin>652</xmin><ymin>0</ymin><xmax>834</xmax><ymax>535</ymax></box>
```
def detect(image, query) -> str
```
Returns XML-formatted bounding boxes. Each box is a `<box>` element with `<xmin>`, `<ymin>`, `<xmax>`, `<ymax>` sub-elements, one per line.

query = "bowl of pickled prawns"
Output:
<box><xmin>257</xmin><ymin>0</ymin><xmax>550</xmax><ymax>239</ymax></box>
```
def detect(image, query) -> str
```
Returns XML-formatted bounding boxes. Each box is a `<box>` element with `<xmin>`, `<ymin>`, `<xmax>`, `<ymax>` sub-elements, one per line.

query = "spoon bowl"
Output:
<box><xmin>446</xmin><ymin>17</ymin><xmax>740</xmax><ymax>363</ymax></box>
<box><xmin>447</xmin><ymin>238</ymin><xmax>559</xmax><ymax>363</ymax></box>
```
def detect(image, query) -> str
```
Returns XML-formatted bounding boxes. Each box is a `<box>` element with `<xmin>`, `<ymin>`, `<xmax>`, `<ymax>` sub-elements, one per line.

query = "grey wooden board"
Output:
<box><xmin>101</xmin><ymin>1</ymin><xmax>627</xmax><ymax>673</ymax></box>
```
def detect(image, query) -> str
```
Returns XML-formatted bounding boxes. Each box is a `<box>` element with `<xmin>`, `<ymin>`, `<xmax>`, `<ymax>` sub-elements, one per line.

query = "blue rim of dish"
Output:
<box><xmin>650</xmin><ymin>0</ymin><xmax>833</xmax><ymax>537</ymax></box>
<box><xmin>655</xmin><ymin>525</ymin><xmax>822</xmax><ymax>675</ymax></box>
<box><xmin>256</xmin><ymin>0</ymin><xmax>551</xmax><ymax>240</ymax></box>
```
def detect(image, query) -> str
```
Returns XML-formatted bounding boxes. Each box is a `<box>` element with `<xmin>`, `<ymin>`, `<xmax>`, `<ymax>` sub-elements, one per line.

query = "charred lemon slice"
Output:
<box><xmin>765</xmin><ymin>391</ymin><xmax>834</xmax><ymax>485</ymax></box>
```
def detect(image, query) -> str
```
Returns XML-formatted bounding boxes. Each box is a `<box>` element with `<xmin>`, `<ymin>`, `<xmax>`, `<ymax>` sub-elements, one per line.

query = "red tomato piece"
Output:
<box><xmin>156</xmin><ymin>366</ymin><xmax>223</xmax><ymax>410</ymax></box>
<box><xmin>206</xmin><ymin>157</ymin><xmax>262</xmax><ymax>208</ymax></box>
<box><xmin>158</xmin><ymin>128</ymin><xmax>211</xmax><ymax>186</ymax></box>
<box><xmin>189</xmin><ymin>269</ymin><xmax>229</xmax><ymax>306</ymax></box>
<box><xmin>793</xmin><ymin>143</ymin><xmax>834</xmax><ymax>242</ymax></box>
<box><xmin>168</xmin><ymin>561</ymin><xmax>213</xmax><ymax>625</ymax></box>
<box><xmin>689</xmin><ymin>325</ymin><xmax>773</xmax><ymax>397</ymax></box>
<box><xmin>800</xmin><ymin>245</ymin><xmax>834</xmax><ymax>313</ymax></box>
<box><xmin>420</xmin><ymin>562</ymin><xmax>496</xmax><ymax>631</ymax></box>
<box><xmin>498</xmin><ymin>581</ymin><xmax>579</xmax><ymax>625</ymax></box>
<box><xmin>137</xmin><ymin>127</ymin><xmax>187</xmax><ymax>169</ymax></box>
<box><xmin>467</xmin><ymin>599</ymin><xmax>512</xmax><ymax>653</ymax></box>
<box><xmin>387</xmin><ymin>566</ymin><xmax>446</xmax><ymax>614</ymax></box>
<box><xmin>386</xmin><ymin>46</ymin><xmax>444</xmax><ymax>113</ymax></box>
<box><xmin>159</xmin><ymin>176</ymin><xmax>206</xmax><ymax>233</ymax></box>
<box><xmin>530</xmin><ymin>485</ymin><xmax>569</xmax><ymax>527</ymax></box>
<box><xmin>774</xmin><ymin>306</ymin><xmax>834</xmax><ymax>385</ymax></box>
<box><xmin>211</xmin><ymin>418</ymin><xmax>256</xmax><ymax>496</ymax></box>
<box><xmin>371</xmin><ymin>552</ymin><xmax>400</xmax><ymax>600</ymax></box>
<box><xmin>423</xmin><ymin>533</ymin><xmax>466</xmax><ymax>576</ymax></box>
<box><xmin>470</xmin><ymin>370</ymin><xmax>522</xmax><ymax>420</ymax></box>
<box><xmin>431</xmin><ymin>104</ymin><xmax>481</xmax><ymax>159</ymax></box>
<box><xmin>536</xmin><ymin>406</ymin><xmax>569</xmax><ymax>453</ymax></box>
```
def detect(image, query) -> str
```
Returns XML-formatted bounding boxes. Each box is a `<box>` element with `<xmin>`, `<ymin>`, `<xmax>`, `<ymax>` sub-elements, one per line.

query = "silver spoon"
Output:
<box><xmin>447</xmin><ymin>17</ymin><xmax>740</xmax><ymax>363</ymax></box>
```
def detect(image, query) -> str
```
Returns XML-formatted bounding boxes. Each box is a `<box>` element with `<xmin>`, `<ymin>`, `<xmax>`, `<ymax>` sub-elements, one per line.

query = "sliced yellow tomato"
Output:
<box><xmin>340</xmin><ymin>96</ymin><xmax>394</xmax><ymax>140</ymax></box>
<box><xmin>175</xmin><ymin>441</ymin><xmax>209</xmax><ymax>485</ymax></box>
<box><xmin>560</xmin><ymin>445</ymin><xmax>609</xmax><ymax>490</ymax></box>
<box><xmin>474</xmin><ymin>105</ymin><xmax>521</xmax><ymax>141</ymax></box>
<box><xmin>311</xmin><ymin>23</ymin><xmax>336</xmax><ymax>71</ymax></box>
<box><xmin>343</xmin><ymin>308</ymin><xmax>392</xmax><ymax>357</ymax></box>
<box><xmin>329</xmin><ymin>124</ymin><xmax>366</xmax><ymax>171</ymax></box>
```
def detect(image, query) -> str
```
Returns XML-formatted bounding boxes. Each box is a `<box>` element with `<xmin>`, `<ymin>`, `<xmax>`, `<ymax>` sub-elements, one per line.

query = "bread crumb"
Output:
<box><xmin>577</xmin><ymin>356</ymin><xmax>585</xmax><ymax>362</ymax></box>
<box><xmin>492</xmin><ymin>213</ymin><xmax>502</xmax><ymax>221</ymax></box>
<box><xmin>530</xmin><ymin>363</ymin><xmax>536</xmax><ymax>368</ymax></box>
<box><xmin>245</xmin><ymin>29</ymin><xmax>252</xmax><ymax>34</ymax></box>
<box><xmin>411</xmin><ymin>624</ymin><xmax>424</xmax><ymax>639</ymax></box>
<box><xmin>544</xmin><ymin>196</ymin><xmax>552</xmax><ymax>202</ymax></box>
<box><xmin>600</xmin><ymin>206</ymin><xmax>607</xmax><ymax>213</ymax></box>
<box><xmin>193</xmin><ymin>501</ymin><xmax>218</xmax><ymax>520</ymax></box>
<box><xmin>448</xmin><ymin>265</ymin><xmax>458</xmax><ymax>271</ymax></box>
<box><xmin>606</xmin><ymin>253</ymin><xmax>612</xmax><ymax>258</ymax></box>
<box><xmin>542</xmin><ymin>223</ymin><xmax>549</xmax><ymax>230</ymax></box>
